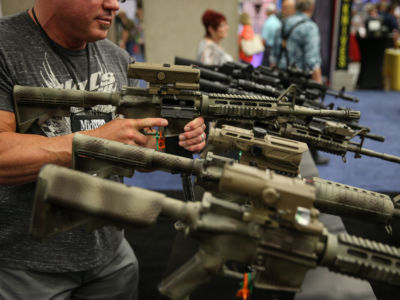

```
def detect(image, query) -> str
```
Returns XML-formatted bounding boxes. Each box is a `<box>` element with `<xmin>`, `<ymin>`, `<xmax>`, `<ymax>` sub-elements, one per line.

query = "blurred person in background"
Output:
<box><xmin>238</xmin><ymin>12</ymin><xmax>255</xmax><ymax>64</ymax></box>
<box><xmin>364</xmin><ymin>3</ymin><xmax>384</xmax><ymax>37</ymax></box>
<box><xmin>383</xmin><ymin>3</ymin><xmax>399</xmax><ymax>32</ymax></box>
<box><xmin>133</xmin><ymin>4</ymin><xmax>145</xmax><ymax>59</ymax></box>
<box><xmin>382</xmin><ymin>3</ymin><xmax>399</xmax><ymax>45</ymax></box>
<box><xmin>281</xmin><ymin>0</ymin><xmax>297</xmax><ymax>19</ymax></box>
<box><xmin>270</xmin><ymin>0</ymin><xmax>322</xmax><ymax>83</ymax></box>
<box><xmin>116</xmin><ymin>10</ymin><xmax>136</xmax><ymax>56</ymax></box>
<box><xmin>261</xmin><ymin>3</ymin><xmax>281</xmax><ymax>66</ymax></box>
<box><xmin>197</xmin><ymin>9</ymin><xmax>233</xmax><ymax>65</ymax></box>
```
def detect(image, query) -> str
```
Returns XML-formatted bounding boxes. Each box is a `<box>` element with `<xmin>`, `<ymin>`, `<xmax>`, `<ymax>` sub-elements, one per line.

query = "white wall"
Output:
<box><xmin>144</xmin><ymin>0</ymin><xmax>239</xmax><ymax>64</ymax></box>
<box><xmin>0</xmin><ymin>0</ymin><xmax>33</xmax><ymax>16</ymax></box>
<box><xmin>119</xmin><ymin>0</ymin><xmax>136</xmax><ymax>20</ymax></box>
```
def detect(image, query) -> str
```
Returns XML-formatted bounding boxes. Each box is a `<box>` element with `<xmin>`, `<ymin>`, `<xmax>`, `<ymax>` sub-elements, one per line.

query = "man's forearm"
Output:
<box><xmin>0</xmin><ymin>132</ymin><xmax>73</xmax><ymax>185</ymax></box>
<box><xmin>312</xmin><ymin>66</ymin><xmax>322</xmax><ymax>84</ymax></box>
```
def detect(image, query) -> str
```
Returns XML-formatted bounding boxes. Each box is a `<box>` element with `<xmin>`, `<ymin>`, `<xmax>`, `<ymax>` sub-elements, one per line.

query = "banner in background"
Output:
<box><xmin>335</xmin><ymin>0</ymin><xmax>352</xmax><ymax>70</ymax></box>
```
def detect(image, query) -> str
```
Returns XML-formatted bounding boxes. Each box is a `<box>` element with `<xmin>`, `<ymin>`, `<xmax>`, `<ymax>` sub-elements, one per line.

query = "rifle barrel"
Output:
<box><xmin>347</xmin><ymin>145</ymin><xmax>400</xmax><ymax>164</ymax></box>
<box><xmin>326</xmin><ymin>90</ymin><xmax>360</xmax><ymax>102</ymax></box>
<box><xmin>278</xmin><ymin>106</ymin><xmax>361</xmax><ymax>120</ymax></box>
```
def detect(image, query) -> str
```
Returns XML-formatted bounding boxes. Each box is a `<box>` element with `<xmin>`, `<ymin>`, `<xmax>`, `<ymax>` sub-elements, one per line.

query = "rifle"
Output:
<box><xmin>174</xmin><ymin>56</ymin><xmax>280</xmax><ymax>87</ymax></box>
<box><xmin>257</xmin><ymin>64</ymin><xmax>360</xmax><ymax>103</ymax></box>
<box><xmin>204</xmin><ymin>115</ymin><xmax>399</xmax><ymax>164</ymax></box>
<box><xmin>204</xmin><ymin>124</ymin><xmax>309</xmax><ymax>176</ymax></box>
<box><xmin>267</xmin><ymin>118</ymin><xmax>400</xmax><ymax>163</ymax></box>
<box><xmin>174</xmin><ymin>56</ymin><xmax>360</xmax><ymax>103</ymax></box>
<box><xmin>32</xmin><ymin>164</ymin><xmax>400</xmax><ymax>299</ymax></box>
<box><xmin>70</xmin><ymin>134</ymin><xmax>400</xmax><ymax>225</ymax></box>
<box><xmin>13</xmin><ymin>63</ymin><xmax>360</xmax><ymax>135</ymax></box>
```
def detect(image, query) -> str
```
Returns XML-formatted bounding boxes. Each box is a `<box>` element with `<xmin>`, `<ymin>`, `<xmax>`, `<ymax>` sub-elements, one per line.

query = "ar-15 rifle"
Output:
<box><xmin>174</xmin><ymin>57</ymin><xmax>333</xmax><ymax>109</ymax></box>
<box><xmin>174</xmin><ymin>56</ymin><xmax>280</xmax><ymax>87</ymax></box>
<box><xmin>203</xmin><ymin>124</ymin><xmax>309</xmax><ymax>176</ymax></box>
<box><xmin>257</xmin><ymin>64</ymin><xmax>360</xmax><ymax>103</ymax></box>
<box><xmin>13</xmin><ymin>63</ymin><xmax>359</xmax><ymax>135</ymax></box>
<box><xmin>70</xmin><ymin>133</ymin><xmax>400</xmax><ymax>225</ymax></box>
<box><xmin>174</xmin><ymin>56</ymin><xmax>359</xmax><ymax>103</ymax></box>
<box><xmin>263</xmin><ymin>117</ymin><xmax>400</xmax><ymax>163</ymax></box>
<box><xmin>32</xmin><ymin>164</ymin><xmax>400</xmax><ymax>299</ymax></box>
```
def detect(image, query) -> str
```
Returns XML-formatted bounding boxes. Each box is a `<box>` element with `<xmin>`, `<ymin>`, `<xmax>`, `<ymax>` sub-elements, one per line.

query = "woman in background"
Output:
<box><xmin>197</xmin><ymin>9</ymin><xmax>233</xmax><ymax>65</ymax></box>
<box><xmin>238</xmin><ymin>12</ymin><xmax>255</xmax><ymax>64</ymax></box>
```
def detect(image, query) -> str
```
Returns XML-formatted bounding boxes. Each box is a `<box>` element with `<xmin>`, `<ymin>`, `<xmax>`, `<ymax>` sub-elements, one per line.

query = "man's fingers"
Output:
<box><xmin>179</xmin><ymin>125</ymin><xmax>205</xmax><ymax>141</ymax></box>
<box><xmin>179</xmin><ymin>133</ymin><xmax>206</xmax><ymax>147</ymax></box>
<box><xmin>183</xmin><ymin>141</ymin><xmax>206</xmax><ymax>153</ymax></box>
<box><xmin>132</xmin><ymin>118</ymin><xmax>168</xmax><ymax>130</ymax></box>
<box><xmin>129</xmin><ymin>131</ymin><xmax>148</xmax><ymax>145</ymax></box>
<box><xmin>183</xmin><ymin>117</ymin><xmax>205</xmax><ymax>131</ymax></box>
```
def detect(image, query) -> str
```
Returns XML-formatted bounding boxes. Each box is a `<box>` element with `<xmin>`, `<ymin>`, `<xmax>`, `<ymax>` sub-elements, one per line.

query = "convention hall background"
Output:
<box><xmin>1</xmin><ymin>0</ymin><xmax>399</xmax><ymax>300</ymax></box>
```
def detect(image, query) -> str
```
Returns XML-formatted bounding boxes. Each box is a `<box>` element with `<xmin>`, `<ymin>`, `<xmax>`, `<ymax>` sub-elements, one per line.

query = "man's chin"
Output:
<box><xmin>99</xmin><ymin>24</ymin><xmax>111</xmax><ymax>31</ymax></box>
<box><xmin>88</xmin><ymin>28</ymin><xmax>109</xmax><ymax>42</ymax></box>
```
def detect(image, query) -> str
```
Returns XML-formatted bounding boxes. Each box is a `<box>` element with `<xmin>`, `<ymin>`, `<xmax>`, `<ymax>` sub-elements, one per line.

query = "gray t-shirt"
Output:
<box><xmin>0</xmin><ymin>11</ymin><xmax>133</xmax><ymax>272</ymax></box>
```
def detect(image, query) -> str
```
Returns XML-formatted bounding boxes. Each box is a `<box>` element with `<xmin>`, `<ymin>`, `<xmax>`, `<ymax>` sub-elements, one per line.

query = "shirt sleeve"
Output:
<box><xmin>0</xmin><ymin>53</ymin><xmax>15</xmax><ymax>113</ymax></box>
<box><xmin>270</xmin><ymin>24</ymin><xmax>282</xmax><ymax>65</ymax></box>
<box><xmin>303</xmin><ymin>23</ymin><xmax>321</xmax><ymax>70</ymax></box>
<box><xmin>261</xmin><ymin>21</ymin><xmax>268</xmax><ymax>41</ymax></box>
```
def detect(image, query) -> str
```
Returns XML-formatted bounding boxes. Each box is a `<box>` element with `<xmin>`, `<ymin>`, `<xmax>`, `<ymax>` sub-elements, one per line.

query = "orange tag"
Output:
<box><xmin>236</xmin><ymin>273</ymin><xmax>250</xmax><ymax>300</ymax></box>
<box><xmin>156</xmin><ymin>131</ymin><xmax>165</xmax><ymax>151</ymax></box>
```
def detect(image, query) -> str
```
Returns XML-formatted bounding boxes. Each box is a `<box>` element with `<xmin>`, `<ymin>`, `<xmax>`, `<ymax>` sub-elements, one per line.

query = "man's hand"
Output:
<box><xmin>86</xmin><ymin>117</ymin><xmax>168</xmax><ymax>149</ymax></box>
<box><xmin>178</xmin><ymin>117</ymin><xmax>206</xmax><ymax>153</ymax></box>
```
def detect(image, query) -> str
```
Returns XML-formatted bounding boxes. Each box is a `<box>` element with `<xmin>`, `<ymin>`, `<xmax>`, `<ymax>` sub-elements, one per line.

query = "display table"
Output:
<box><xmin>383</xmin><ymin>48</ymin><xmax>400</xmax><ymax>91</ymax></box>
<box><xmin>356</xmin><ymin>35</ymin><xmax>393</xmax><ymax>89</ymax></box>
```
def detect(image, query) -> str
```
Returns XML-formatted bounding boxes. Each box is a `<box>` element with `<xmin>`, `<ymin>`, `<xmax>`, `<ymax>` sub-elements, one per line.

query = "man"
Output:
<box><xmin>0</xmin><ymin>0</ymin><xmax>206</xmax><ymax>299</ymax></box>
<box><xmin>261</xmin><ymin>3</ymin><xmax>281</xmax><ymax>66</ymax></box>
<box><xmin>281</xmin><ymin>0</ymin><xmax>296</xmax><ymax>19</ymax></box>
<box><xmin>270</xmin><ymin>0</ymin><xmax>322</xmax><ymax>83</ymax></box>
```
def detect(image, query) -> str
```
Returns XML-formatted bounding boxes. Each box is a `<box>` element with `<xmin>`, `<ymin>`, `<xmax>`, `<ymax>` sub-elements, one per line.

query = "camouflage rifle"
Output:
<box><xmin>13</xmin><ymin>62</ymin><xmax>360</xmax><ymax>135</ymax></box>
<box><xmin>71</xmin><ymin>133</ymin><xmax>400</xmax><ymax>225</ymax></box>
<box><xmin>32</xmin><ymin>164</ymin><xmax>400</xmax><ymax>299</ymax></box>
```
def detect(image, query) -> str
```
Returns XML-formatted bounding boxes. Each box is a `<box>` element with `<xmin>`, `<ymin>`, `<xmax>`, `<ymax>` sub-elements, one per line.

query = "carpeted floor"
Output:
<box><xmin>317</xmin><ymin>90</ymin><xmax>400</xmax><ymax>193</ymax></box>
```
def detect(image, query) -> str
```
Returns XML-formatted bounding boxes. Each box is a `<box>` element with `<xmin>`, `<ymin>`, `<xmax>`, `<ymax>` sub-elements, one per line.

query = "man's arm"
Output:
<box><xmin>0</xmin><ymin>110</ymin><xmax>170</xmax><ymax>185</ymax></box>
<box><xmin>312</xmin><ymin>66</ymin><xmax>322</xmax><ymax>83</ymax></box>
<box><xmin>0</xmin><ymin>110</ymin><xmax>74</xmax><ymax>185</ymax></box>
<box><xmin>304</xmin><ymin>23</ymin><xmax>322</xmax><ymax>83</ymax></box>
<box><xmin>269</xmin><ymin>25</ymin><xmax>282</xmax><ymax>67</ymax></box>
<box><xmin>0</xmin><ymin>109</ymin><xmax>206</xmax><ymax>185</ymax></box>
